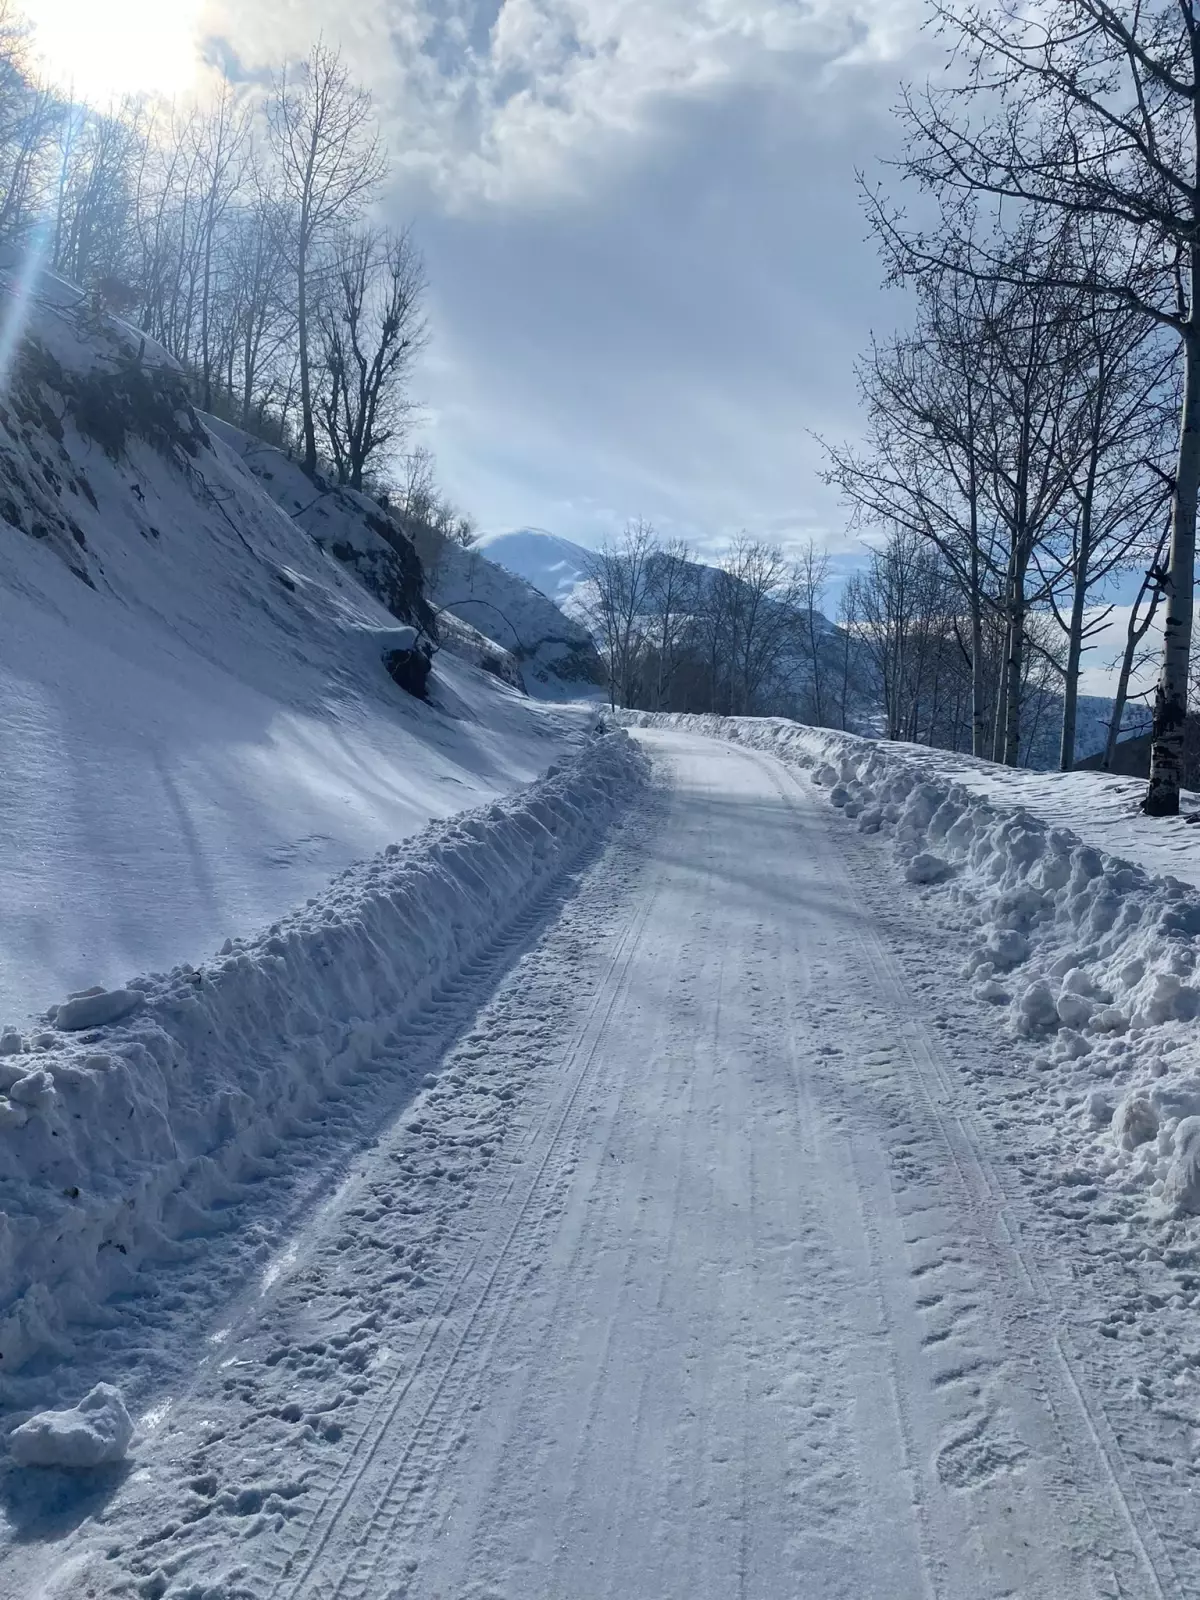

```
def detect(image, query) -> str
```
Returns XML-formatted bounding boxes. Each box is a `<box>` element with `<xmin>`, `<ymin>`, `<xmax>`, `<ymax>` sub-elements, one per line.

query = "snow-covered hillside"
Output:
<box><xmin>406</xmin><ymin>522</ymin><xmax>603</xmax><ymax>694</ymax></box>
<box><xmin>0</xmin><ymin>266</ymin><xmax>589</xmax><ymax>1023</ymax></box>
<box><xmin>478</xmin><ymin>526</ymin><xmax>595</xmax><ymax>609</ymax></box>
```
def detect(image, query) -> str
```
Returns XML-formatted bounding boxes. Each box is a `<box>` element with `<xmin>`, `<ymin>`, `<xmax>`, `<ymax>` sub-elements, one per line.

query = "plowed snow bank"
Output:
<box><xmin>0</xmin><ymin>730</ymin><xmax>647</xmax><ymax>1372</ymax></box>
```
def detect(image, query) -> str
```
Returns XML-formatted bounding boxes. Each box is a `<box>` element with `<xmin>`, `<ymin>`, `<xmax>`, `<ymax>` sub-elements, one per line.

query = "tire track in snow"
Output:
<box><xmin>752</xmin><ymin>747</ymin><xmax>1180</xmax><ymax>1600</ymax></box>
<box><xmin>20</xmin><ymin>787</ymin><xmax>663</xmax><ymax>1600</ymax></box>
<box><xmin>415</xmin><ymin>758</ymin><xmax>729</xmax><ymax>1599</ymax></box>
<box><xmin>267</xmin><ymin>844</ymin><xmax>665</xmax><ymax>1600</ymax></box>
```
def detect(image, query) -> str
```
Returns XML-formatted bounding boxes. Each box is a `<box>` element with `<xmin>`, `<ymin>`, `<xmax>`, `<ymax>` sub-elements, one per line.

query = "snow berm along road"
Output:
<box><xmin>8</xmin><ymin>721</ymin><xmax>1200</xmax><ymax>1598</ymax></box>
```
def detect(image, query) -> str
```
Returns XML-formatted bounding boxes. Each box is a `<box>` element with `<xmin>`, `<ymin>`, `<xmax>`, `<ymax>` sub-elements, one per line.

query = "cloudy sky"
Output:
<box><xmin>27</xmin><ymin>0</ymin><xmax>931</xmax><ymax>570</ymax></box>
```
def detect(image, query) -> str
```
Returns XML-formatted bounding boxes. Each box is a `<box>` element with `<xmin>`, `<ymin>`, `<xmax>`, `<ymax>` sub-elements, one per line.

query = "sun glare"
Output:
<box><xmin>25</xmin><ymin>0</ymin><xmax>206</xmax><ymax>104</ymax></box>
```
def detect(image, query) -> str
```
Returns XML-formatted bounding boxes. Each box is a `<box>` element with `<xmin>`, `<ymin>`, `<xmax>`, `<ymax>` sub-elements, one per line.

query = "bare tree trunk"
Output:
<box><xmin>969</xmin><ymin>534</ymin><xmax>987</xmax><ymax>758</ymax></box>
<box><xmin>1059</xmin><ymin>483</ymin><xmax>1097</xmax><ymax>772</ymax></box>
<box><xmin>297</xmin><ymin>227</ymin><xmax>317</xmax><ymax>476</ymax></box>
<box><xmin>1059</xmin><ymin>585</ymin><xmax>1085</xmax><ymax>773</ymax></box>
<box><xmin>991</xmin><ymin>615</ymin><xmax>1010</xmax><ymax>765</ymax></box>
<box><xmin>1147</xmin><ymin>322</ymin><xmax>1200</xmax><ymax>814</ymax></box>
<box><xmin>1106</xmin><ymin>532</ymin><xmax>1167</xmax><ymax>770</ymax></box>
<box><xmin>1003</xmin><ymin>552</ymin><xmax>1027</xmax><ymax>768</ymax></box>
<box><xmin>839</xmin><ymin>623</ymin><xmax>852</xmax><ymax>731</ymax></box>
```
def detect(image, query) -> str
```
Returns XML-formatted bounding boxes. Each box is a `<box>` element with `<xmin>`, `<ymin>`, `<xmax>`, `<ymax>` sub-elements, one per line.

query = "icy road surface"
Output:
<box><xmin>17</xmin><ymin>730</ymin><xmax>1193</xmax><ymax>1599</ymax></box>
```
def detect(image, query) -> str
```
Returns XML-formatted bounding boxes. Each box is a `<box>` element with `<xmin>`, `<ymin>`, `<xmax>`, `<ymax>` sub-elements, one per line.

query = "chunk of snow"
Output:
<box><xmin>8</xmin><ymin>1383</ymin><xmax>133</xmax><ymax>1468</ymax></box>
<box><xmin>1011</xmin><ymin>981</ymin><xmax>1060</xmax><ymax>1036</ymax></box>
<box><xmin>1112</xmin><ymin>1094</ymin><xmax>1159</xmax><ymax>1151</ymax></box>
<box><xmin>987</xmin><ymin>929</ymin><xmax>1029</xmax><ymax>971</ymax></box>
<box><xmin>904</xmin><ymin>851</ymin><xmax>951</xmax><ymax>885</ymax></box>
<box><xmin>975</xmin><ymin>978</ymin><xmax>1011</xmax><ymax>1005</ymax></box>
<box><xmin>1162</xmin><ymin>1118</ymin><xmax>1200</xmax><ymax>1215</ymax></box>
<box><xmin>1133</xmin><ymin>972</ymin><xmax>1200</xmax><ymax>1028</ymax></box>
<box><xmin>54</xmin><ymin>988</ymin><xmax>143</xmax><ymax>1032</ymax></box>
<box><xmin>1090</xmin><ymin>1006</ymin><xmax>1129</xmax><ymax>1036</ymax></box>
<box><xmin>1056</xmin><ymin>992</ymin><xmax>1095</xmax><ymax>1029</ymax></box>
<box><xmin>1083</xmin><ymin>1090</ymin><xmax>1114</xmax><ymax>1129</ymax></box>
<box><xmin>8</xmin><ymin>1068</ymin><xmax>55</xmax><ymax>1109</ymax></box>
<box><xmin>1055</xmin><ymin>1029</ymin><xmax>1092</xmax><ymax>1062</ymax></box>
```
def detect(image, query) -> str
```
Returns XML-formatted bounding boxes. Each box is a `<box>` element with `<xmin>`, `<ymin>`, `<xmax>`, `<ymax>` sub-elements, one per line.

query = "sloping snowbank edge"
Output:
<box><xmin>0</xmin><ymin>730</ymin><xmax>648</xmax><ymax>1373</ymax></box>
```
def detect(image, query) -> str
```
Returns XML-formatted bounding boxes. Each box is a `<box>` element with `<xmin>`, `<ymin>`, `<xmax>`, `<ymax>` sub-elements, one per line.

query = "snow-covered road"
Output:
<box><xmin>15</xmin><ymin>730</ymin><xmax>1195</xmax><ymax>1599</ymax></box>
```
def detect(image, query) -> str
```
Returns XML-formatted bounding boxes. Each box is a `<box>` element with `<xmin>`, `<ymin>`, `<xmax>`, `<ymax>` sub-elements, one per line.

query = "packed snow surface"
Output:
<box><xmin>623</xmin><ymin>712</ymin><xmax>1200</xmax><ymax>1222</ymax></box>
<box><xmin>8</xmin><ymin>723</ymin><xmax>1200</xmax><ymax>1598</ymax></box>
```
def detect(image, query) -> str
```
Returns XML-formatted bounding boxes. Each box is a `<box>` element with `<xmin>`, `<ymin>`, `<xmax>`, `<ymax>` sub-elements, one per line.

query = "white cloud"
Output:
<box><xmin>203</xmin><ymin>0</ymin><xmax>923</xmax><ymax>205</ymax></box>
<box><xmin>189</xmin><ymin>0</ymin><xmax>932</xmax><ymax>551</ymax></box>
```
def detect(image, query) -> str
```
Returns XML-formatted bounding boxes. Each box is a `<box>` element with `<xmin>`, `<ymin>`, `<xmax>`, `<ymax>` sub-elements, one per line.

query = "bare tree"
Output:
<box><xmin>582</xmin><ymin>520</ymin><xmax>658</xmax><ymax>710</ymax></box>
<box><xmin>315</xmin><ymin>225</ymin><xmax>426</xmax><ymax>490</ymax></box>
<box><xmin>1106</xmin><ymin>522</ymin><xmax>1170</xmax><ymax>769</ymax></box>
<box><xmin>51</xmin><ymin>100</ymin><xmax>144</xmax><ymax>289</ymax></box>
<box><xmin>719</xmin><ymin>537</ymin><xmax>802</xmax><ymax>716</ymax></box>
<box><xmin>191</xmin><ymin>85</ymin><xmax>252</xmax><ymax>411</ymax></box>
<box><xmin>268</xmin><ymin>41</ymin><xmax>384</xmax><ymax>477</ymax></box>
<box><xmin>0</xmin><ymin>5</ymin><xmax>60</xmax><ymax>242</ymax></box>
<box><xmin>224</xmin><ymin>190</ymin><xmax>296</xmax><ymax>431</ymax></box>
<box><xmin>826</xmin><ymin>262</ymin><xmax>1008</xmax><ymax>756</ymax></box>
<box><xmin>880</xmin><ymin>0</ymin><xmax>1200</xmax><ymax>809</ymax></box>
<box><xmin>795</xmin><ymin>538</ymin><xmax>831</xmax><ymax>725</ymax></box>
<box><xmin>646</xmin><ymin>537</ymin><xmax>698</xmax><ymax>710</ymax></box>
<box><xmin>396</xmin><ymin>444</ymin><xmax>437</xmax><ymax>524</ymax></box>
<box><xmin>1039</xmin><ymin>292</ymin><xmax>1174</xmax><ymax>769</ymax></box>
<box><xmin>836</xmin><ymin>578</ymin><xmax>863</xmax><ymax>731</ymax></box>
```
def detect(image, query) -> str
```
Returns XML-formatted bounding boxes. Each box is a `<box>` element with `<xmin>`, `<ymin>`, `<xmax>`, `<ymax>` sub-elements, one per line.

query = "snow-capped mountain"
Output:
<box><xmin>477</xmin><ymin>527</ymin><xmax>595</xmax><ymax>609</ymax></box>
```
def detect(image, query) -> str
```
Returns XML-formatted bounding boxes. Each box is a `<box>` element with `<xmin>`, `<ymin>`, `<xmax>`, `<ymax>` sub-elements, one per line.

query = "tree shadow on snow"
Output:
<box><xmin>0</xmin><ymin>1454</ymin><xmax>132</xmax><ymax>1542</ymax></box>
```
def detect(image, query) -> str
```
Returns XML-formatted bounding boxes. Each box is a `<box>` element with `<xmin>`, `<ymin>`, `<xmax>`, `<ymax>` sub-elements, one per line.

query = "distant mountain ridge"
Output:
<box><xmin>479</xmin><ymin>527</ymin><xmax>840</xmax><ymax>637</ymax></box>
<box><xmin>480</xmin><ymin>529</ymin><xmax>1140</xmax><ymax>769</ymax></box>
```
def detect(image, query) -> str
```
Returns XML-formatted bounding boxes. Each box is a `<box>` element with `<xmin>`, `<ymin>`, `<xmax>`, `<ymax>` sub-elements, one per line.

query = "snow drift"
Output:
<box><xmin>623</xmin><ymin>712</ymin><xmax>1200</xmax><ymax>1220</ymax></box>
<box><xmin>0</xmin><ymin>729</ymin><xmax>647</xmax><ymax>1375</ymax></box>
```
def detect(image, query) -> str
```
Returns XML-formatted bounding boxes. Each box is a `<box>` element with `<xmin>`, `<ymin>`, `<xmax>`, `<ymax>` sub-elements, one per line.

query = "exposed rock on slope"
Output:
<box><xmin>205</xmin><ymin>416</ymin><xmax>433</xmax><ymax>634</ymax></box>
<box><xmin>0</xmin><ymin>280</ymin><xmax>204</xmax><ymax>587</ymax></box>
